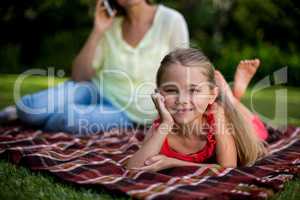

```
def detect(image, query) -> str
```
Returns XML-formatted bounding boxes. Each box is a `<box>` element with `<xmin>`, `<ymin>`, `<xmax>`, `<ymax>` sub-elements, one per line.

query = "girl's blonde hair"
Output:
<box><xmin>156</xmin><ymin>48</ymin><xmax>267</xmax><ymax>166</ymax></box>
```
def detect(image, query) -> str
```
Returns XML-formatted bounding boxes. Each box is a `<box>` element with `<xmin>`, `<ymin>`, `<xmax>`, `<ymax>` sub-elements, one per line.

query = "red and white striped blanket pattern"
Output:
<box><xmin>0</xmin><ymin>122</ymin><xmax>299</xmax><ymax>200</ymax></box>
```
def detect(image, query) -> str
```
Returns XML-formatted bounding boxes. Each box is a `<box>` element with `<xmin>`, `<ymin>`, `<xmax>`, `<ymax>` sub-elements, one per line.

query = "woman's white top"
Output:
<box><xmin>92</xmin><ymin>5</ymin><xmax>189</xmax><ymax>124</ymax></box>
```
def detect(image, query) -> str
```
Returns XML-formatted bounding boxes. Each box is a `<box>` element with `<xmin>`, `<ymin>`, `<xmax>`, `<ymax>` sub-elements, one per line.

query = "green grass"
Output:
<box><xmin>0</xmin><ymin>160</ymin><xmax>125</xmax><ymax>200</ymax></box>
<box><xmin>0</xmin><ymin>74</ymin><xmax>65</xmax><ymax>109</ymax></box>
<box><xmin>0</xmin><ymin>74</ymin><xmax>299</xmax><ymax>199</ymax></box>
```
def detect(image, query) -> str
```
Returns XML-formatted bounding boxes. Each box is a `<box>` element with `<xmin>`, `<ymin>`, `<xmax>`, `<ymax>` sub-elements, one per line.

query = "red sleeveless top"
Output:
<box><xmin>152</xmin><ymin>110</ymin><xmax>217</xmax><ymax>163</ymax></box>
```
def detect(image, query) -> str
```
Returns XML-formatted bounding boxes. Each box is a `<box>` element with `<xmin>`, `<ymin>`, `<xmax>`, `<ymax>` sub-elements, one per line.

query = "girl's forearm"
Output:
<box><xmin>170</xmin><ymin>158</ymin><xmax>219</xmax><ymax>168</ymax></box>
<box><xmin>126</xmin><ymin>123</ymin><xmax>171</xmax><ymax>169</ymax></box>
<box><xmin>71</xmin><ymin>28</ymin><xmax>103</xmax><ymax>81</ymax></box>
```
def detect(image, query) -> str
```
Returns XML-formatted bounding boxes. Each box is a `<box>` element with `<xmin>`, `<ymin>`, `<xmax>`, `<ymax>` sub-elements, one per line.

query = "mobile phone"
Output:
<box><xmin>103</xmin><ymin>0</ymin><xmax>115</xmax><ymax>17</ymax></box>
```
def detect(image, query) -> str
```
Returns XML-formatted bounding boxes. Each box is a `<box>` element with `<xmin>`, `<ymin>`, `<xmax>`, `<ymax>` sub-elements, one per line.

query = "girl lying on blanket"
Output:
<box><xmin>126</xmin><ymin>48</ymin><xmax>269</xmax><ymax>171</ymax></box>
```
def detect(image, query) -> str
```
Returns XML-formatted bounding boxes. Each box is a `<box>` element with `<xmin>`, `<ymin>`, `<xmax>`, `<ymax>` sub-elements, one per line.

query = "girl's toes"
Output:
<box><xmin>251</xmin><ymin>59</ymin><xmax>260</xmax><ymax>68</ymax></box>
<box><xmin>249</xmin><ymin>60</ymin><xmax>255</xmax><ymax>66</ymax></box>
<box><xmin>255</xmin><ymin>59</ymin><xmax>260</xmax><ymax>66</ymax></box>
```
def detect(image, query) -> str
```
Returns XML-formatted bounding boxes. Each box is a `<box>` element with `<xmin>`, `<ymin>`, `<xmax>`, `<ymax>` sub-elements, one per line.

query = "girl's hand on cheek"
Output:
<box><xmin>151</xmin><ymin>90</ymin><xmax>174</xmax><ymax>126</ymax></box>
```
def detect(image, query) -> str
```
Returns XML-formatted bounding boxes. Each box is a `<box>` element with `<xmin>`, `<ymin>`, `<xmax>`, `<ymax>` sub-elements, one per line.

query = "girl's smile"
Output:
<box><xmin>158</xmin><ymin>64</ymin><xmax>218</xmax><ymax>125</ymax></box>
<box><xmin>175</xmin><ymin>108</ymin><xmax>194</xmax><ymax>113</ymax></box>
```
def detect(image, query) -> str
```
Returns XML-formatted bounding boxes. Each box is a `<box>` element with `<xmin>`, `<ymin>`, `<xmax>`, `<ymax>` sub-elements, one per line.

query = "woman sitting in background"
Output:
<box><xmin>14</xmin><ymin>0</ymin><xmax>189</xmax><ymax>135</ymax></box>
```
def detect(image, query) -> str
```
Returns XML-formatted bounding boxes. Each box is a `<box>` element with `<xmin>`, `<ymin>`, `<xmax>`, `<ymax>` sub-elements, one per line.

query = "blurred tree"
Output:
<box><xmin>0</xmin><ymin>0</ymin><xmax>299</xmax><ymax>85</ymax></box>
<box><xmin>0</xmin><ymin>0</ymin><xmax>93</xmax><ymax>72</ymax></box>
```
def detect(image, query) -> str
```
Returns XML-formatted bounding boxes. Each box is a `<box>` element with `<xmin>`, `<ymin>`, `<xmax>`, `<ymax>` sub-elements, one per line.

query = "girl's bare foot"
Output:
<box><xmin>233</xmin><ymin>59</ymin><xmax>260</xmax><ymax>100</ymax></box>
<box><xmin>214</xmin><ymin>70</ymin><xmax>236</xmax><ymax>104</ymax></box>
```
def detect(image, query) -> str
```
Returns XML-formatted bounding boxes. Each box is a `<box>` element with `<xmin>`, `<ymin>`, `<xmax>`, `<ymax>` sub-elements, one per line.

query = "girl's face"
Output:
<box><xmin>158</xmin><ymin>64</ymin><xmax>218</xmax><ymax>125</ymax></box>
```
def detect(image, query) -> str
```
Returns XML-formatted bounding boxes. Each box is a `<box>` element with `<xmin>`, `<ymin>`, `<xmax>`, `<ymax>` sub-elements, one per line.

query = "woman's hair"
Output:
<box><xmin>156</xmin><ymin>48</ymin><xmax>267</xmax><ymax>166</ymax></box>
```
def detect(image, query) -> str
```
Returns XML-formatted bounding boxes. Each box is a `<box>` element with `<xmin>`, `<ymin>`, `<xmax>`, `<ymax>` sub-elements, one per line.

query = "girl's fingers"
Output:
<box><xmin>151</xmin><ymin>91</ymin><xmax>173</xmax><ymax>124</ymax></box>
<box><xmin>129</xmin><ymin>166</ymin><xmax>148</xmax><ymax>171</ymax></box>
<box><xmin>156</xmin><ymin>95</ymin><xmax>164</xmax><ymax>110</ymax></box>
<box><xmin>145</xmin><ymin>155</ymin><xmax>162</xmax><ymax>165</ymax></box>
<box><xmin>135</xmin><ymin>165</ymin><xmax>154</xmax><ymax>171</ymax></box>
<box><xmin>156</xmin><ymin>94</ymin><xmax>166</xmax><ymax>110</ymax></box>
<box><xmin>151</xmin><ymin>93</ymin><xmax>165</xmax><ymax>112</ymax></box>
<box><xmin>131</xmin><ymin>163</ymin><xmax>157</xmax><ymax>171</ymax></box>
<box><xmin>145</xmin><ymin>159</ymin><xmax>155</xmax><ymax>166</ymax></box>
<box><xmin>151</xmin><ymin>94</ymin><xmax>159</xmax><ymax>110</ymax></box>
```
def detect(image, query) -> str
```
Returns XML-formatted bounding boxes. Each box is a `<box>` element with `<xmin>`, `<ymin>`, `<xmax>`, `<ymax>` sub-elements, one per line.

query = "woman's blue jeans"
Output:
<box><xmin>16</xmin><ymin>80</ymin><xmax>134</xmax><ymax>135</ymax></box>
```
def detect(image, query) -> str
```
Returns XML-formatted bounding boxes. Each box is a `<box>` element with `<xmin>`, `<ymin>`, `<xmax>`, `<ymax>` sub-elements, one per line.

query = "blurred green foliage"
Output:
<box><xmin>0</xmin><ymin>0</ymin><xmax>299</xmax><ymax>85</ymax></box>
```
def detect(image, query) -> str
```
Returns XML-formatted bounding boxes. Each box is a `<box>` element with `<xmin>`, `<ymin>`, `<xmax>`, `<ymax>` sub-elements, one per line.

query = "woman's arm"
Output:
<box><xmin>72</xmin><ymin>0</ymin><xmax>116</xmax><ymax>81</ymax></box>
<box><xmin>71</xmin><ymin>29</ymin><xmax>102</xmax><ymax>81</ymax></box>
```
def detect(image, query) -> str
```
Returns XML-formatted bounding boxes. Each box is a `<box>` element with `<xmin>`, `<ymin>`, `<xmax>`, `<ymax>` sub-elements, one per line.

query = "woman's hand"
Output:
<box><xmin>94</xmin><ymin>0</ymin><xmax>117</xmax><ymax>33</ymax></box>
<box><xmin>132</xmin><ymin>155</ymin><xmax>175</xmax><ymax>172</ymax></box>
<box><xmin>151</xmin><ymin>90</ymin><xmax>174</xmax><ymax>126</ymax></box>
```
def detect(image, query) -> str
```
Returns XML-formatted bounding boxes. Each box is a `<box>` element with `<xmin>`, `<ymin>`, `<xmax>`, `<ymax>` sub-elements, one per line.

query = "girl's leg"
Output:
<box><xmin>44</xmin><ymin>97</ymin><xmax>134</xmax><ymax>135</ymax></box>
<box><xmin>215</xmin><ymin>71</ymin><xmax>268</xmax><ymax>140</ymax></box>
<box><xmin>215</xmin><ymin>70</ymin><xmax>255</xmax><ymax>120</ymax></box>
<box><xmin>233</xmin><ymin>59</ymin><xmax>260</xmax><ymax>100</ymax></box>
<box><xmin>215</xmin><ymin>58</ymin><xmax>261</xmax><ymax>120</ymax></box>
<box><xmin>16</xmin><ymin>80</ymin><xmax>99</xmax><ymax>126</ymax></box>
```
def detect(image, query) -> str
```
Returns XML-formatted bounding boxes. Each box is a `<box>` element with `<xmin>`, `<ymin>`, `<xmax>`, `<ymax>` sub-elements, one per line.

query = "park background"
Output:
<box><xmin>0</xmin><ymin>0</ymin><xmax>299</xmax><ymax>199</ymax></box>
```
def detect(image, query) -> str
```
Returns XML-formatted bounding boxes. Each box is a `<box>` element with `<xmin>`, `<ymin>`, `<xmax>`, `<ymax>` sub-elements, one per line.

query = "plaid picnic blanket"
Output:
<box><xmin>0</xmin><ymin>121</ymin><xmax>299</xmax><ymax>200</ymax></box>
